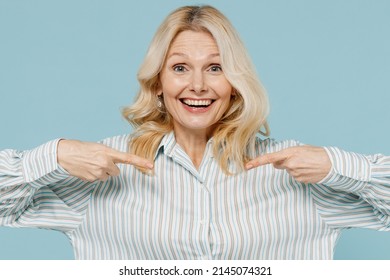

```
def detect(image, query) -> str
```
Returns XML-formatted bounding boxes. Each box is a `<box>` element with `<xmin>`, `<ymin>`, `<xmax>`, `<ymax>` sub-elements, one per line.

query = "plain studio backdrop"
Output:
<box><xmin>0</xmin><ymin>0</ymin><xmax>389</xmax><ymax>259</ymax></box>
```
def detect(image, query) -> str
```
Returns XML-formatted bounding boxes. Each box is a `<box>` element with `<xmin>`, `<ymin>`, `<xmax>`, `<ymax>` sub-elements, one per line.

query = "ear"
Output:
<box><xmin>156</xmin><ymin>80</ymin><xmax>163</xmax><ymax>97</ymax></box>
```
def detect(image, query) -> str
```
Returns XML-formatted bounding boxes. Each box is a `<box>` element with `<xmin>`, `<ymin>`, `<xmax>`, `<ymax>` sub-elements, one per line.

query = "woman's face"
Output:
<box><xmin>159</xmin><ymin>30</ymin><xmax>233</xmax><ymax>137</ymax></box>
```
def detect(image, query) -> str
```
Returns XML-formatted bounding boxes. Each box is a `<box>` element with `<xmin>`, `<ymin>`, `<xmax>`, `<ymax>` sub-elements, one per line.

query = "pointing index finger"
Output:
<box><xmin>109</xmin><ymin>149</ymin><xmax>154</xmax><ymax>169</ymax></box>
<box><xmin>246</xmin><ymin>150</ymin><xmax>287</xmax><ymax>170</ymax></box>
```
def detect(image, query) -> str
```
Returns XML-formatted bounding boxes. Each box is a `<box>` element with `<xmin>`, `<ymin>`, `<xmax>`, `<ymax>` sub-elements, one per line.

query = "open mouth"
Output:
<box><xmin>180</xmin><ymin>98</ymin><xmax>215</xmax><ymax>108</ymax></box>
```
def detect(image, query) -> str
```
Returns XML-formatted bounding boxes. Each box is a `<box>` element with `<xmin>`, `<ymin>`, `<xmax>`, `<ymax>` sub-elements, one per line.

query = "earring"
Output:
<box><xmin>157</xmin><ymin>95</ymin><xmax>164</xmax><ymax>110</ymax></box>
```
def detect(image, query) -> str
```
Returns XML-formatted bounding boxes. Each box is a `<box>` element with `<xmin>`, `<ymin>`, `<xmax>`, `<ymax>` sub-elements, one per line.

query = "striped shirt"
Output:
<box><xmin>1</xmin><ymin>131</ymin><xmax>390</xmax><ymax>259</ymax></box>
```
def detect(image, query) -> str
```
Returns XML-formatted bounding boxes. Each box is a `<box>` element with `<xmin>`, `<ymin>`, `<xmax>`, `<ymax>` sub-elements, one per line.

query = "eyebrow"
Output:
<box><xmin>168</xmin><ymin>52</ymin><xmax>220</xmax><ymax>59</ymax></box>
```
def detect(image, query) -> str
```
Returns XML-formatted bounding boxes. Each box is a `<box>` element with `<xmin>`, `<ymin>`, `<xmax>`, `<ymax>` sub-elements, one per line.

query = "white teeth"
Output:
<box><xmin>182</xmin><ymin>99</ymin><xmax>212</xmax><ymax>106</ymax></box>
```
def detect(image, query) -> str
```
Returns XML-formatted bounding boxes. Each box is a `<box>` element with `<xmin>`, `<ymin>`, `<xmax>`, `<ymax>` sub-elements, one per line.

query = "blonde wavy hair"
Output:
<box><xmin>122</xmin><ymin>5</ymin><xmax>270</xmax><ymax>174</ymax></box>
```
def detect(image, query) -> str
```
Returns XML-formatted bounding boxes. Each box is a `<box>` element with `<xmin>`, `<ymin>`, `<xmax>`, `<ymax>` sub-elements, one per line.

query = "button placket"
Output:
<box><xmin>198</xmin><ymin>152</ymin><xmax>214</xmax><ymax>259</ymax></box>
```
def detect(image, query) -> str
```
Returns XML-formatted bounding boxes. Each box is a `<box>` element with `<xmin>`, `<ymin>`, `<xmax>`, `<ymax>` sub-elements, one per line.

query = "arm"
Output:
<box><xmin>311</xmin><ymin>147</ymin><xmax>390</xmax><ymax>230</ymax></box>
<box><xmin>246</xmin><ymin>145</ymin><xmax>390</xmax><ymax>230</ymax></box>
<box><xmin>0</xmin><ymin>138</ymin><xmax>154</xmax><ymax>232</ymax></box>
<box><xmin>0</xmin><ymin>139</ymin><xmax>84</xmax><ymax>231</ymax></box>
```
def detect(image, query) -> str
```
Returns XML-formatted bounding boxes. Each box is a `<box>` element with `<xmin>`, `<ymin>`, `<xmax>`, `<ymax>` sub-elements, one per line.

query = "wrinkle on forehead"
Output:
<box><xmin>167</xmin><ymin>30</ymin><xmax>220</xmax><ymax>60</ymax></box>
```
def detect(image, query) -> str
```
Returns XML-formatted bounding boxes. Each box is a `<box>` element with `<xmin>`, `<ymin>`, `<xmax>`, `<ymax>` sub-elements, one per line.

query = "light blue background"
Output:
<box><xmin>0</xmin><ymin>0</ymin><xmax>389</xmax><ymax>259</ymax></box>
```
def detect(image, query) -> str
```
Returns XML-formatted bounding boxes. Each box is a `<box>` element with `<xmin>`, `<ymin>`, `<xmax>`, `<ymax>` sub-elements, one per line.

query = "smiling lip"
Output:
<box><xmin>179</xmin><ymin>98</ymin><xmax>215</xmax><ymax>113</ymax></box>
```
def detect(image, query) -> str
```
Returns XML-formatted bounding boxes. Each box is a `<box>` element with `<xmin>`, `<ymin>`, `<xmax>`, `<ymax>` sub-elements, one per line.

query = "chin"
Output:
<box><xmin>178</xmin><ymin>121</ymin><xmax>212</xmax><ymax>131</ymax></box>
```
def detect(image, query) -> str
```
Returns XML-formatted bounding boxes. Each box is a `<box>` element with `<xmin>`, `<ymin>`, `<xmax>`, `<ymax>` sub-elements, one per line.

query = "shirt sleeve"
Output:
<box><xmin>310</xmin><ymin>146</ymin><xmax>390</xmax><ymax>230</ymax></box>
<box><xmin>0</xmin><ymin>139</ymin><xmax>96</xmax><ymax>232</ymax></box>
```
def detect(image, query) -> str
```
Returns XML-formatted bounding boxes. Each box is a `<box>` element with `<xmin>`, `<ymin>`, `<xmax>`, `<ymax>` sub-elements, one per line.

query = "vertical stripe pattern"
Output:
<box><xmin>1</xmin><ymin>133</ymin><xmax>390</xmax><ymax>259</ymax></box>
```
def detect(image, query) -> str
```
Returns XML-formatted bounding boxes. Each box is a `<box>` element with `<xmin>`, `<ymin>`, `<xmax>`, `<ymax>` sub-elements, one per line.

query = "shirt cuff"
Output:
<box><xmin>317</xmin><ymin>146</ymin><xmax>371</xmax><ymax>193</ymax></box>
<box><xmin>22</xmin><ymin>139</ymin><xmax>69</xmax><ymax>188</ymax></box>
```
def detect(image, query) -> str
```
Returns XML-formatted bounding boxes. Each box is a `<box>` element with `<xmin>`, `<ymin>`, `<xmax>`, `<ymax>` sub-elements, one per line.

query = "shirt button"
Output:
<box><xmin>199</xmin><ymin>220</ymin><xmax>205</xmax><ymax>225</ymax></box>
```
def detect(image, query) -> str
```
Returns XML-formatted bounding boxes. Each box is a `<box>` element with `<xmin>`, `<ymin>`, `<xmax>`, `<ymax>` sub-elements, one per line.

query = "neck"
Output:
<box><xmin>174</xmin><ymin>128</ymin><xmax>212</xmax><ymax>170</ymax></box>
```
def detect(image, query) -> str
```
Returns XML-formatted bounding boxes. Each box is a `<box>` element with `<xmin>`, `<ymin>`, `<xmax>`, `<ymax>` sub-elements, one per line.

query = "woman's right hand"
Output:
<box><xmin>57</xmin><ymin>139</ymin><xmax>153</xmax><ymax>182</ymax></box>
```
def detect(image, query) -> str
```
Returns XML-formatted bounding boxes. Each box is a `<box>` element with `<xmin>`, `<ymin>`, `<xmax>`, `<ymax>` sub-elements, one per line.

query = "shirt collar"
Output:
<box><xmin>154</xmin><ymin>131</ymin><xmax>214</xmax><ymax>160</ymax></box>
<box><xmin>155</xmin><ymin>131</ymin><xmax>176</xmax><ymax>159</ymax></box>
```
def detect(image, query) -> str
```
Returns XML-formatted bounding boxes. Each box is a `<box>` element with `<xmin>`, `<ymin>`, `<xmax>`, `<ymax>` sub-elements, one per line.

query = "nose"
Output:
<box><xmin>189</xmin><ymin>70</ymin><xmax>206</xmax><ymax>94</ymax></box>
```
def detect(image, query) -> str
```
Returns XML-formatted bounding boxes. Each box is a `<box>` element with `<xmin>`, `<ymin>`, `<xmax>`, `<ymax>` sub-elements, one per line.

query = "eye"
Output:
<box><xmin>173</xmin><ymin>65</ymin><xmax>187</xmax><ymax>72</ymax></box>
<box><xmin>209</xmin><ymin>64</ymin><xmax>222</xmax><ymax>72</ymax></box>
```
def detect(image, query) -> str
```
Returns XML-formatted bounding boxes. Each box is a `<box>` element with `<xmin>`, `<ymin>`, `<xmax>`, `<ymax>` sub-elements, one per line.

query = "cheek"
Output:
<box><xmin>219</xmin><ymin>86</ymin><xmax>234</xmax><ymax>102</ymax></box>
<box><xmin>161</xmin><ymin>74</ymin><xmax>187</xmax><ymax>94</ymax></box>
<box><xmin>209</xmin><ymin>78</ymin><xmax>232</xmax><ymax>95</ymax></box>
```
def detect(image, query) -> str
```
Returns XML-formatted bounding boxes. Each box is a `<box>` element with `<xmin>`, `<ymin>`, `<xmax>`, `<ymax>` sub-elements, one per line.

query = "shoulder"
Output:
<box><xmin>254</xmin><ymin>136</ymin><xmax>304</xmax><ymax>156</ymax></box>
<box><xmin>98</xmin><ymin>134</ymin><xmax>132</xmax><ymax>153</ymax></box>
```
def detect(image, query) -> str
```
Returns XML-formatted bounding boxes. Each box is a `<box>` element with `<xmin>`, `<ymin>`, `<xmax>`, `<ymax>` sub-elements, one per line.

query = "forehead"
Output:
<box><xmin>168</xmin><ymin>30</ymin><xmax>219</xmax><ymax>55</ymax></box>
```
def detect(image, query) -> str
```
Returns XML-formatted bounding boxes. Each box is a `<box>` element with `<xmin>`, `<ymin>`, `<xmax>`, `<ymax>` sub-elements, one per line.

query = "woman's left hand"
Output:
<box><xmin>245</xmin><ymin>146</ymin><xmax>332</xmax><ymax>184</ymax></box>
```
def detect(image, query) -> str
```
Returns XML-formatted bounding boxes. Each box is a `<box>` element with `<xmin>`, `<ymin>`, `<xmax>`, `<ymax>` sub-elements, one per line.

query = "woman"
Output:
<box><xmin>0</xmin><ymin>5</ymin><xmax>389</xmax><ymax>260</ymax></box>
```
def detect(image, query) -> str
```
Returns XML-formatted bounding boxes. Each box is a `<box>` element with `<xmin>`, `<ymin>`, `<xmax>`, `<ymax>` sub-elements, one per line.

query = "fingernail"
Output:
<box><xmin>246</xmin><ymin>164</ymin><xmax>253</xmax><ymax>170</ymax></box>
<box><xmin>146</xmin><ymin>163</ymin><xmax>154</xmax><ymax>169</ymax></box>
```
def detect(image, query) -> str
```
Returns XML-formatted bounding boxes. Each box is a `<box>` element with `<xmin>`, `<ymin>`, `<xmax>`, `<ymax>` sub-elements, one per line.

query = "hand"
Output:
<box><xmin>245</xmin><ymin>146</ymin><xmax>331</xmax><ymax>183</ymax></box>
<box><xmin>57</xmin><ymin>139</ymin><xmax>153</xmax><ymax>182</ymax></box>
